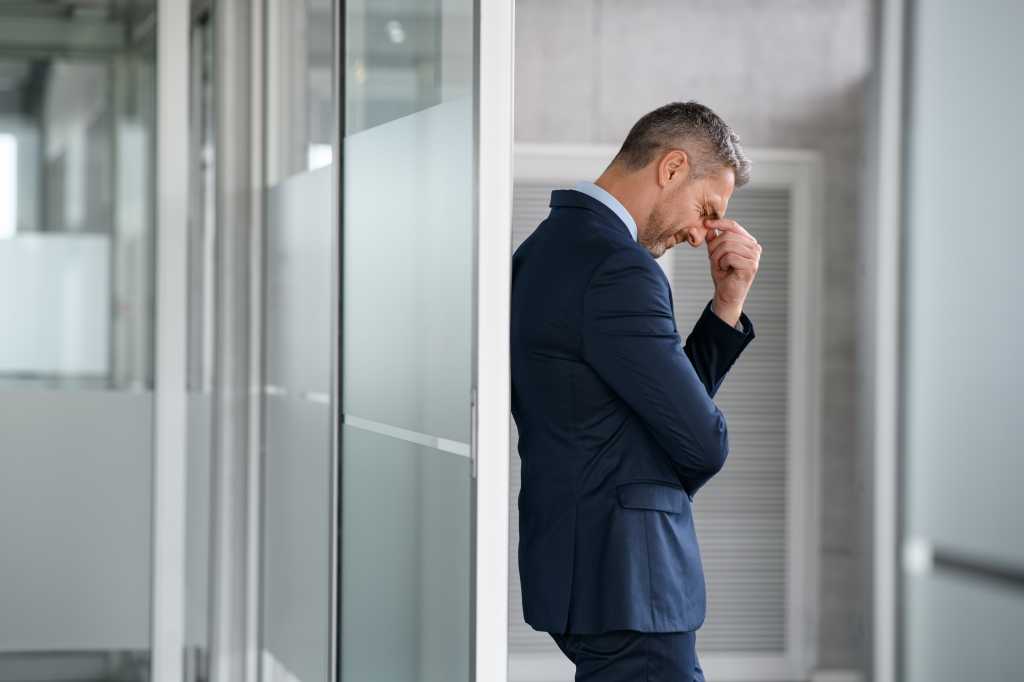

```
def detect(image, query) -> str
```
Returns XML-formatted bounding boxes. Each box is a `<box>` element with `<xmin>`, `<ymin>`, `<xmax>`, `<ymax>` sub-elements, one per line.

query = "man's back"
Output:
<box><xmin>511</xmin><ymin>188</ymin><xmax>756</xmax><ymax>636</ymax></box>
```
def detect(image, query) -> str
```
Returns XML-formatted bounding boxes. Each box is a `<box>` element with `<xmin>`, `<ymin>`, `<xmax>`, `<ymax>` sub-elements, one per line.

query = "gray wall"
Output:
<box><xmin>514</xmin><ymin>0</ymin><xmax>873</xmax><ymax>671</ymax></box>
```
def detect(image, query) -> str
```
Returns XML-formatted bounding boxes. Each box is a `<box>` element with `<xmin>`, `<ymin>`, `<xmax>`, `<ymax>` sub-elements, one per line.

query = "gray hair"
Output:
<box><xmin>611</xmin><ymin>101</ymin><xmax>751</xmax><ymax>188</ymax></box>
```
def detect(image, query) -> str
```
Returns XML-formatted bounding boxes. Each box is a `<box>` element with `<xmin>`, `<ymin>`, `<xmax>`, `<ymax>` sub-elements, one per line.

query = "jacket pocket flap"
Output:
<box><xmin>616</xmin><ymin>481</ymin><xmax>685</xmax><ymax>514</ymax></box>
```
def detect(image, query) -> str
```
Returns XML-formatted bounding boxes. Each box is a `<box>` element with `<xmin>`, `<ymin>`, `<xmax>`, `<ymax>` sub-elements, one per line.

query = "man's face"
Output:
<box><xmin>641</xmin><ymin>167</ymin><xmax>736</xmax><ymax>259</ymax></box>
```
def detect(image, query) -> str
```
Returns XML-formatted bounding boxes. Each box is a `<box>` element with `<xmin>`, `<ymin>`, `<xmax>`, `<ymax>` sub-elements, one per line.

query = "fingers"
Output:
<box><xmin>704</xmin><ymin>218</ymin><xmax>761</xmax><ymax>272</ymax></box>
<box><xmin>708</xmin><ymin>234</ymin><xmax>760</xmax><ymax>270</ymax></box>
<box><xmin>718</xmin><ymin>251</ymin><xmax>757</xmax><ymax>273</ymax></box>
<box><xmin>704</xmin><ymin>217</ymin><xmax>754</xmax><ymax>241</ymax></box>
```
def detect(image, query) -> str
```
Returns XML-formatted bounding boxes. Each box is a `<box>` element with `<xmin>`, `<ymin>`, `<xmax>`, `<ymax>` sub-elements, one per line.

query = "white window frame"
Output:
<box><xmin>510</xmin><ymin>143</ymin><xmax>824</xmax><ymax>682</ymax></box>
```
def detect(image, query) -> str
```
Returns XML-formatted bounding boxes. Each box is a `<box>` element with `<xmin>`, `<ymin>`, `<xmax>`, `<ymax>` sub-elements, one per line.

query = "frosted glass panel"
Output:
<box><xmin>265</xmin><ymin>166</ymin><xmax>333</xmax><ymax>395</ymax></box>
<box><xmin>262</xmin><ymin>166</ymin><xmax>334</xmax><ymax>682</ymax></box>
<box><xmin>0</xmin><ymin>389</ymin><xmax>153</xmax><ymax>651</ymax></box>
<box><xmin>905</xmin><ymin>572</ymin><xmax>1024</xmax><ymax>682</ymax></box>
<box><xmin>342</xmin><ymin>97</ymin><xmax>473</xmax><ymax>443</ymax></box>
<box><xmin>263</xmin><ymin>395</ymin><xmax>332</xmax><ymax>682</ymax></box>
<box><xmin>340</xmin><ymin>426</ymin><xmax>471</xmax><ymax>682</ymax></box>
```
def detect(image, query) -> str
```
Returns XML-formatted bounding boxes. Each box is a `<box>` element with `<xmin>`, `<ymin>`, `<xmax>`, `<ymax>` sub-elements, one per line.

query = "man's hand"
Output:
<box><xmin>704</xmin><ymin>218</ymin><xmax>761</xmax><ymax>325</ymax></box>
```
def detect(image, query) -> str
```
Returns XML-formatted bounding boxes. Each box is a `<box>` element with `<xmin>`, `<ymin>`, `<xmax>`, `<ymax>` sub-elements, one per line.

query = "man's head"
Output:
<box><xmin>596</xmin><ymin>101</ymin><xmax>751</xmax><ymax>258</ymax></box>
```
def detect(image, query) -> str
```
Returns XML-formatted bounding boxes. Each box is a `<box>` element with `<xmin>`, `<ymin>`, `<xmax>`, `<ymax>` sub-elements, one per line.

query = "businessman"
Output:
<box><xmin>511</xmin><ymin>101</ymin><xmax>760</xmax><ymax>681</ymax></box>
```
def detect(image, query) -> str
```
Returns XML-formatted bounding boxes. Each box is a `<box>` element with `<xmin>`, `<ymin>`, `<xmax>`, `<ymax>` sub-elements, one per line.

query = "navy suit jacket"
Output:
<box><xmin>511</xmin><ymin>189</ymin><xmax>755</xmax><ymax>634</ymax></box>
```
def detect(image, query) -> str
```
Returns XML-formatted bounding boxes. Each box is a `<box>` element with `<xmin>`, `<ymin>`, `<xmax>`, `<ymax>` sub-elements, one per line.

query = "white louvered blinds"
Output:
<box><xmin>671</xmin><ymin>187</ymin><xmax>791</xmax><ymax>653</ymax></box>
<box><xmin>509</xmin><ymin>171</ymin><xmax>804</xmax><ymax>669</ymax></box>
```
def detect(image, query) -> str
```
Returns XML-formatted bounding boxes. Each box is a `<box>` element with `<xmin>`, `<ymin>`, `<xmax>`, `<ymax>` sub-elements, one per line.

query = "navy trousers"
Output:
<box><xmin>550</xmin><ymin>630</ymin><xmax>705</xmax><ymax>682</ymax></box>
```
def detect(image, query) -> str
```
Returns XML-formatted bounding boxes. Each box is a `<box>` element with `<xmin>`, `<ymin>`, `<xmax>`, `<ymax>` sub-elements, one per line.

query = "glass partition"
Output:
<box><xmin>0</xmin><ymin>2</ymin><xmax>158</xmax><ymax>680</ymax></box>
<box><xmin>339</xmin><ymin>1</ymin><xmax>476</xmax><ymax>680</ymax></box>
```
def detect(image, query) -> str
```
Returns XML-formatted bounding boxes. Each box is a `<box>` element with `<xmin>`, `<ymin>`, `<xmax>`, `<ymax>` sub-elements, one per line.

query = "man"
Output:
<box><xmin>510</xmin><ymin>101</ymin><xmax>761</xmax><ymax>681</ymax></box>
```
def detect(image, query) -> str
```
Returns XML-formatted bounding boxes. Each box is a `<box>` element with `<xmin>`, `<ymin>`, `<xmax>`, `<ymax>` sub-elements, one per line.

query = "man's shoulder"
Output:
<box><xmin>515</xmin><ymin>208</ymin><xmax>636</xmax><ymax>272</ymax></box>
<box><xmin>586</xmin><ymin>241</ymin><xmax>669</xmax><ymax>293</ymax></box>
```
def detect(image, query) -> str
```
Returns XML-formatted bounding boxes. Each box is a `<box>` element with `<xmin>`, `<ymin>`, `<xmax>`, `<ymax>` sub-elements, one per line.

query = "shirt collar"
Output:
<box><xmin>573</xmin><ymin>181</ymin><xmax>638</xmax><ymax>242</ymax></box>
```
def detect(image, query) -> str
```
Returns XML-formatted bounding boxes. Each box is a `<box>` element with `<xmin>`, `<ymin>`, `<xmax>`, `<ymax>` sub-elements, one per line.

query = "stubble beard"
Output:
<box><xmin>640</xmin><ymin>204</ymin><xmax>675</xmax><ymax>259</ymax></box>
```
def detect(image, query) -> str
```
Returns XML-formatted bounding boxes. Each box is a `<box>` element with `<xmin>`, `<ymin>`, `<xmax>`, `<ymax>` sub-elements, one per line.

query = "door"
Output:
<box><xmin>338</xmin><ymin>0</ymin><xmax>510</xmax><ymax>680</ymax></box>
<box><xmin>898</xmin><ymin>1</ymin><xmax>1024</xmax><ymax>680</ymax></box>
<box><xmin>261</xmin><ymin>1</ymin><xmax>512</xmax><ymax>681</ymax></box>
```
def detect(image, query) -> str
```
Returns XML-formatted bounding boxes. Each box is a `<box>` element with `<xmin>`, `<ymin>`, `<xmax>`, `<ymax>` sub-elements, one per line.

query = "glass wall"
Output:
<box><xmin>900</xmin><ymin>1</ymin><xmax>1024</xmax><ymax>680</ymax></box>
<box><xmin>339</xmin><ymin>1</ymin><xmax>475</xmax><ymax>680</ymax></box>
<box><xmin>0</xmin><ymin>2</ymin><xmax>158</xmax><ymax>680</ymax></box>
<box><xmin>0</xmin><ymin>2</ymin><xmax>502</xmax><ymax>681</ymax></box>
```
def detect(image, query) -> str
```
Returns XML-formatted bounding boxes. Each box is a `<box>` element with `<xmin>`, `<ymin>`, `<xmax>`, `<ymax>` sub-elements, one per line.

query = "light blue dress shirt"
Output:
<box><xmin>573</xmin><ymin>180</ymin><xmax>744</xmax><ymax>332</ymax></box>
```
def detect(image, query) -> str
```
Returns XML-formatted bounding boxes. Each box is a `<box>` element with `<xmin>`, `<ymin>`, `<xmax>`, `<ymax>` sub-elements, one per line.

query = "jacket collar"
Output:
<box><xmin>549</xmin><ymin>189</ymin><xmax>633</xmax><ymax>239</ymax></box>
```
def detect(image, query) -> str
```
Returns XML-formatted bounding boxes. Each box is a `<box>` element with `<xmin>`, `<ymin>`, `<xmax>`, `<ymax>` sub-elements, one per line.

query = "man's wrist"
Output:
<box><xmin>711</xmin><ymin>298</ymin><xmax>743</xmax><ymax>329</ymax></box>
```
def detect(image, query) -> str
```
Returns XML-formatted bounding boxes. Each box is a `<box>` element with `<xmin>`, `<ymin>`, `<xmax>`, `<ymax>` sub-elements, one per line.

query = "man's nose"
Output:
<box><xmin>689</xmin><ymin>226</ymin><xmax>708</xmax><ymax>246</ymax></box>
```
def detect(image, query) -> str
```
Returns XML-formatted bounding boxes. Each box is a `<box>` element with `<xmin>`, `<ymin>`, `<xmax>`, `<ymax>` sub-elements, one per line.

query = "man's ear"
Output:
<box><xmin>657</xmin><ymin>149</ymin><xmax>689</xmax><ymax>188</ymax></box>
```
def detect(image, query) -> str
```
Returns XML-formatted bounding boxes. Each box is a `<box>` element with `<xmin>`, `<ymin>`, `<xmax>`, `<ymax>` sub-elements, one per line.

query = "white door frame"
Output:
<box><xmin>151</xmin><ymin>3</ymin><xmax>190</xmax><ymax>682</ymax></box>
<box><xmin>474</xmin><ymin>1</ymin><xmax>515</xmax><ymax>681</ymax></box>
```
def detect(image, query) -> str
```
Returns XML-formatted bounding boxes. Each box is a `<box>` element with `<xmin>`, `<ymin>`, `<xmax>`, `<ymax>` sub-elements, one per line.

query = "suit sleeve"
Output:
<box><xmin>683</xmin><ymin>298</ymin><xmax>755</xmax><ymax>399</ymax></box>
<box><xmin>581</xmin><ymin>249</ymin><xmax>731</xmax><ymax>496</ymax></box>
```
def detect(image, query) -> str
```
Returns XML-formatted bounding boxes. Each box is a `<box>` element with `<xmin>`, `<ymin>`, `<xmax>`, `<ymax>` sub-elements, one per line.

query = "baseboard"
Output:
<box><xmin>509</xmin><ymin>653</ymin><xmax>863</xmax><ymax>682</ymax></box>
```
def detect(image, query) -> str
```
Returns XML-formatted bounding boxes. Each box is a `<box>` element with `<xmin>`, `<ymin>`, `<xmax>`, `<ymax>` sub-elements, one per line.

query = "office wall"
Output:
<box><xmin>514</xmin><ymin>0</ymin><xmax>872</xmax><ymax>671</ymax></box>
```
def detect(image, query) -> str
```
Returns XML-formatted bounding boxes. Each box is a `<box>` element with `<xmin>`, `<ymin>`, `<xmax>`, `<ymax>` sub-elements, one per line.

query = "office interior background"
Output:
<box><xmin>0</xmin><ymin>1</ymin><xmax>1019</xmax><ymax>682</ymax></box>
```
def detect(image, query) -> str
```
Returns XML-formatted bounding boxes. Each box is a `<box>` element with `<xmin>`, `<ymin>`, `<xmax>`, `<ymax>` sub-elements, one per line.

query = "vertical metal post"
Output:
<box><xmin>151</xmin><ymin>2</ymin><xmax>190</xmax><ymax>682</ymax></box>
<box><xmin>245</xmin><ymin>0</ymin><xmax>267</xmax><ymax>681</ymax></box>
<box><xmin>208</xmin><ymin>2</ymin><xmax>255</xmax><ymax>682</ymax></box>
<box><xmin>329</xmin><ymin>1</ymin><xmax>343</xmax><ymax>681</ymax></box>
<box><xmin>869</xmin><ymin>1</ymin><xmax>908</xmax><ymax>681</ymax></box>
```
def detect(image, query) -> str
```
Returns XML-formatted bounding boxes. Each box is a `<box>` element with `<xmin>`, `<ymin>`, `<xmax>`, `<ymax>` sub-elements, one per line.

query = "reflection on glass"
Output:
<box><xmin>0</xmin><ymin>2</ymin><xmax>158</xmax><ymax>680</ymax></box>
<box><xmin>345</xmin><ymin>0</ymin><xmax>473</xmax><ymax>135</ymax></box>
<box><xmin>0</xmin><ymin>55</ymin><xmax>156</xmax><ymax>389</ymax></box>
<box><xmin>265</xmin><ymin>0</ymin><xmax>335</xmax><ymax>183</ymax></box>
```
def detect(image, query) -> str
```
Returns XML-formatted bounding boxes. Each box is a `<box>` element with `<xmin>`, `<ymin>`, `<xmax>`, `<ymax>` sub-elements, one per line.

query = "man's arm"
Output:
<box><xmin>683</xmin><ymin>298</ymin><xmax>755</xmax><ymax>400</ymax></box>
<box><xmin>581</xmin><ymin>249</ymin><xmax>730</xmax><ymax>496</ymax></box>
